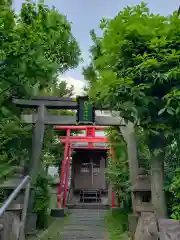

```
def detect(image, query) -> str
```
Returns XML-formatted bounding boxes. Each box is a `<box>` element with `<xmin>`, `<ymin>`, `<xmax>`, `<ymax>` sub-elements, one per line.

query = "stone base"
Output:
<box><xmin>51</xmin><ymin>208</ymin><xmax>65</xmax><ymax>218</ymax></box>
<box><xmin>128</xmin><ymin>214</ymin><xmax>139</xmax><ymax>237</ymax></box>
<box><xmin>25</xmin><ymin>213</ymin><xmax>37</xmax><ymax>234</ymax></box>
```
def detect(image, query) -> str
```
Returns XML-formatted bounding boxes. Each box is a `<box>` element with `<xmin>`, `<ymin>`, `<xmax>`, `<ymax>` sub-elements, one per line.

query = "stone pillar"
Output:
<box><xmin>26</xmin><ymin>105</ymin><xmax>46</xmax><ymax>232</ymax></box>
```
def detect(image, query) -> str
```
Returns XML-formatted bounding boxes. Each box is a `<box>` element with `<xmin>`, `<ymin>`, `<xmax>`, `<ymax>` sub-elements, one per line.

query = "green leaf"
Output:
<box><xmin>158</xmin><ymin>108</ymin><xmax>166</xmax><ymax>115</ymax></box>
<box><xmin>167</xmin><ymin>108</ymin><xmax>174</xmax><ymax>115</ymax></box>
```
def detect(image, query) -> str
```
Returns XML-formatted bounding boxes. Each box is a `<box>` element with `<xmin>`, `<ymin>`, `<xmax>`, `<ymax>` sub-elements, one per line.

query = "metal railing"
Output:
<box><xmin>0</xmin><ymin>175</ymin><xmax>31</xmax><ymax>240</ymax></box>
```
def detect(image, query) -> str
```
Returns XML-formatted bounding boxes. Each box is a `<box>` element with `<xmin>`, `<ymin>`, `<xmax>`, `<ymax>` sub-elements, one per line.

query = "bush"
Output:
<box><xmin>104</xmin><ymin>208</ymin><xmax>129</xmax><ymax>240</ymax></box>
<box><xmin>34</xmin><ymin>172</ymin><xmax>51</xmax><ymax>229</ymax></box>
<box><xmin>106</xmin><ymin>127</ymin><xmax>131</xmax><ymax>209</ymax></box>
<box><xmin>169</xmin><ymin>168</ymin><xmax>180</xmax><ymax>220</ymax></box>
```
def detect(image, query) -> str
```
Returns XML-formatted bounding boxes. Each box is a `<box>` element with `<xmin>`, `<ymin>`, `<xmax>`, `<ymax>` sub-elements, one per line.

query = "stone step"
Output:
<box><xmin>68</xmin><ymin>216</ymin><xmax>104</xmax><ymax>222</ymax></box>
<box><xmin>63</xmin><ymin>225</ymin><xmax>106</xmax><ymax>231</ymax></box>
<box><xmin>62</xmin><ymin>230</ymin><xmax>107</xmax><ymax>238</ymax></box>
<box><xmin>62</xmin><ymin>208</ymin><xmax>108</xmax><ymax>239</ymax></box>
<box><xmin>67</xmin><ymin>203</ymin><xmax>109</xmax><ymax>209</ymax></box>
<box><xmin>66</xmin><ymin>221</ymin><xmax>104</xmax><ymax>226</ymax></box>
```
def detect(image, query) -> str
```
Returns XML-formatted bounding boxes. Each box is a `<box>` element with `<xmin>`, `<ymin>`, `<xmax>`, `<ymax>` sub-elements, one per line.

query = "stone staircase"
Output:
<box><xmin>27</xmin><ymin>209</ymin><xmax>109</xmax><ymax>240</ymax></box>
<box><xmin>67</xmin><ymin>203</ymin><xmax>109</xmax><ymax>209</ymax></box>
<box><xmin>61</xmin><ymin>209</ymin><xmax>108</xmax><ymax>239</ymax></box>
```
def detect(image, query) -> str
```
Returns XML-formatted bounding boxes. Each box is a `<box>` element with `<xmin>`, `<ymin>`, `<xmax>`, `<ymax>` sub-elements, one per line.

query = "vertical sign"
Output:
<box><xmin>77</xmin><ymin>96</ymin><xmax>95</xmax><ymax>124</ymax></box>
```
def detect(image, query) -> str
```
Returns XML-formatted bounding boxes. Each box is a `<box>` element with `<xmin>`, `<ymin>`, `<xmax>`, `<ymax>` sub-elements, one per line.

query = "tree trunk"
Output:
<box><xmin>151</xmin><ymin>150</ymin><xmax>167</xmax><ymax>218</ymax></box>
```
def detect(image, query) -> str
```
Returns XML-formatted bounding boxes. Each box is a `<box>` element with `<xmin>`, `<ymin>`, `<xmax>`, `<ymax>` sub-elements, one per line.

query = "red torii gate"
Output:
<box><xmin>55</xmin><ymin>125</ymin><xmax>116</xmax><ymax>208</ymax></box>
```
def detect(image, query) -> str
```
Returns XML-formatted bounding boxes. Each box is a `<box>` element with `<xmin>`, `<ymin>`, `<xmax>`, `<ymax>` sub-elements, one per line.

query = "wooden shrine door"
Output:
<box><xmin>75</xmin><ymin>158</ymin><xmax>101</xmax><ymax>189</ymax></box>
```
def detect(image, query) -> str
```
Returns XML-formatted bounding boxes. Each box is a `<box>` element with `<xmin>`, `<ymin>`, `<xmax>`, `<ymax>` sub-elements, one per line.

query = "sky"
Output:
<box><xmin>14</xmin><ymin>0</ymin><xmax>180</xmax><ymax>88</ymax></box>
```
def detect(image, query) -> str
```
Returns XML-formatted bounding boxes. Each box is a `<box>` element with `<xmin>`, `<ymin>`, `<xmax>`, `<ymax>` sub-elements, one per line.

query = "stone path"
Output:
<box><xmin>33</xmin><ymin>208</ymin><xmax>108</xmax><ymax>240</ymax></box>
<box><xmin>62</xmin><ymin>209</ymin><xmax>108</xmax><ymax>240</ymax></box>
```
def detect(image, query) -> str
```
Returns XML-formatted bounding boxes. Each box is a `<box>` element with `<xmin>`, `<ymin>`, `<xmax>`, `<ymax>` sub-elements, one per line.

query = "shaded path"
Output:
<box><xmin>36</xmin><ymin>209</ymin><xmax>108</xmax><ymax>240</ymax></box>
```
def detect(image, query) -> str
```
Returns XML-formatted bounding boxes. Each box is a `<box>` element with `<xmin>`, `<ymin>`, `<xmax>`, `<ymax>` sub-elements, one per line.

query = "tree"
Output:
<box><xmin>0</xmin><ymin>0</ymin><xmax>80</xmax><ymax>102</ymax></box>
<box><xmin>0</xmin><ymin>0</ymin><xmax>80</xmax><ymax>179</ymax></box>
<box><xmin>83</xmin><ymin>2</ymin><xmax>180</xmax><ymax>217</ymax></box>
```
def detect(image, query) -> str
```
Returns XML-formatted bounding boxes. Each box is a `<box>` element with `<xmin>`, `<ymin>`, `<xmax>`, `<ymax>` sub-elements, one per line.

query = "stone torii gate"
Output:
<box><xmin>13</xmin><ymin>96</ymin><xmax>122</xmax><ymax>217</ymax></box>
<box><xmin>13</xmin><ymin>96</ymin><xmax>121</xmax><ymax>180</ymax></box>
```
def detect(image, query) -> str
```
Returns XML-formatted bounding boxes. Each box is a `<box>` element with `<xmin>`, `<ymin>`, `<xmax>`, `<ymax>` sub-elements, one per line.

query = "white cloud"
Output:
<box><xmin>58</xmin><ymin>76</ymin><xmax>86</xmax><ymax>97</ymax></box>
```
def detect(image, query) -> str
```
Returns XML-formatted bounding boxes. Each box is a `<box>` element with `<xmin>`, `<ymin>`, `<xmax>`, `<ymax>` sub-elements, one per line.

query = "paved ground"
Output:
<box><xmin>29</xmin><ymin>209</ymin><xmax>108</xmax><ymax>240</ymax></box>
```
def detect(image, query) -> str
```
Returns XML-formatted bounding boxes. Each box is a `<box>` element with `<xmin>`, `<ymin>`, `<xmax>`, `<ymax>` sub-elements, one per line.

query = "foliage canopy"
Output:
<box><xmin>84</xmin><ymin>2</ymin><xmax>180</xmax><ymax>135</ymax></box>
<box><xmin>0</xmin><ymin>0</ymin><xmax>80</xmax><ymax>177</ymax></box>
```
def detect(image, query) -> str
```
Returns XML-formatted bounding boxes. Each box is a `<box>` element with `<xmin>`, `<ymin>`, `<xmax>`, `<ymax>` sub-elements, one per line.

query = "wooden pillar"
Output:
<box><xmin>111</xmin><ymin>191</ymin><xmax>115</xmax><ymax>208</ymax></box>
<box><xmin>63</xmin><ymin>144</ymin><xmax>72</xmax><ymax>208</ymax></box>
<box><xmin>86</xmin><ymin>127</ymin><xmax>95</xmax><ymax>148</ymax></box>
<box><xmin>57</xmin><ymin>129</ymin><xmax>70</xmax><ymax>208</ymax></box>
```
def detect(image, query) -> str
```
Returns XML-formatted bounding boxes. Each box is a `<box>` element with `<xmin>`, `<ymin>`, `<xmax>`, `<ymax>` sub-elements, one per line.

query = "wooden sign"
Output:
<box><xmin>77</xmin><ymin>96</ymin><xmax>95</xmax><ymax>125</ymax></box>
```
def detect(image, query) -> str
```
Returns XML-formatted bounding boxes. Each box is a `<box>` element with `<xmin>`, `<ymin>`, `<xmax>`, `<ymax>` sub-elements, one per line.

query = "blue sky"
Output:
<box><xmin>14</xmin><ymin>0</ymin><xmax>180</xmax><ymax>81</ymax></box>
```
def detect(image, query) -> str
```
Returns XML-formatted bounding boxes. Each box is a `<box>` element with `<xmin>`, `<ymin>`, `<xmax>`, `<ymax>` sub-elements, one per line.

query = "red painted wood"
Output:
<box><xmin>71</xmin><ymin>146</ymin><xmax>110</xmax><ymax>150</ymax></box>
<box><xmin>60</xmin><ymin>135</ymin><xmax>108</xmax><ymax>140</ymax></box>
<box><xmin>60</xmin><ymin>137</ymin><xmax>108</xmax><ymax>143</ymax></box>
<box><xmin>63</xmin><ymin>145</ymin><xmax>72</xmax><ymax>208</ymax></box>
<box><xmin>86</xmin><ymin>127</ymin><xmax>95</xmax><ymax>137</ymax></box>
<box><xmin>57</xmin><ymin>125</ymin><xmax>110</xmax><ymax>209</ymax></box>
<box><xmin>55</xmin><ymin>126</ymin><xmax>104</xmax><ymax>130</ymax></box>
<box><xmin>86</xmin><ymin>127</ymin><xmax>95</xmax><ymax>148</ymax></box>
<box><xmin>57</xmin><ymin>129</ymin><xmax>70</xmax><ymax>208</ymax></box>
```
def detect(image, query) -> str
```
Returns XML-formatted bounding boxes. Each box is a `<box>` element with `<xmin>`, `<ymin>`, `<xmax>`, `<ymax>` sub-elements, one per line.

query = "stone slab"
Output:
<box><xmin>128</xmin><ymin>213</ymin><xmax>139</xmax><ymax>236</ymax></box>
<box><xmin>0</xmin><ymin>211</ymin><xmax>21</xmax><ymax>240</ymax></box>
<box><xmin>134</xmin><ymin>212</ymin><xmax>158</xmax><ymax>240</ymax></box>
<box><xmin>158</xmin><ymin>218</ymin><xmax>180</xmax><ymax>240</ymax></box>
<box><xmin>51</xmin><ymin>208</ymin><xmax>65</xmax><ymax>218</ymax></box>
<box><xmin>25</xmin><ymin>213</ymin><xmax>37</xmax><ymax>234</ymax></box>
